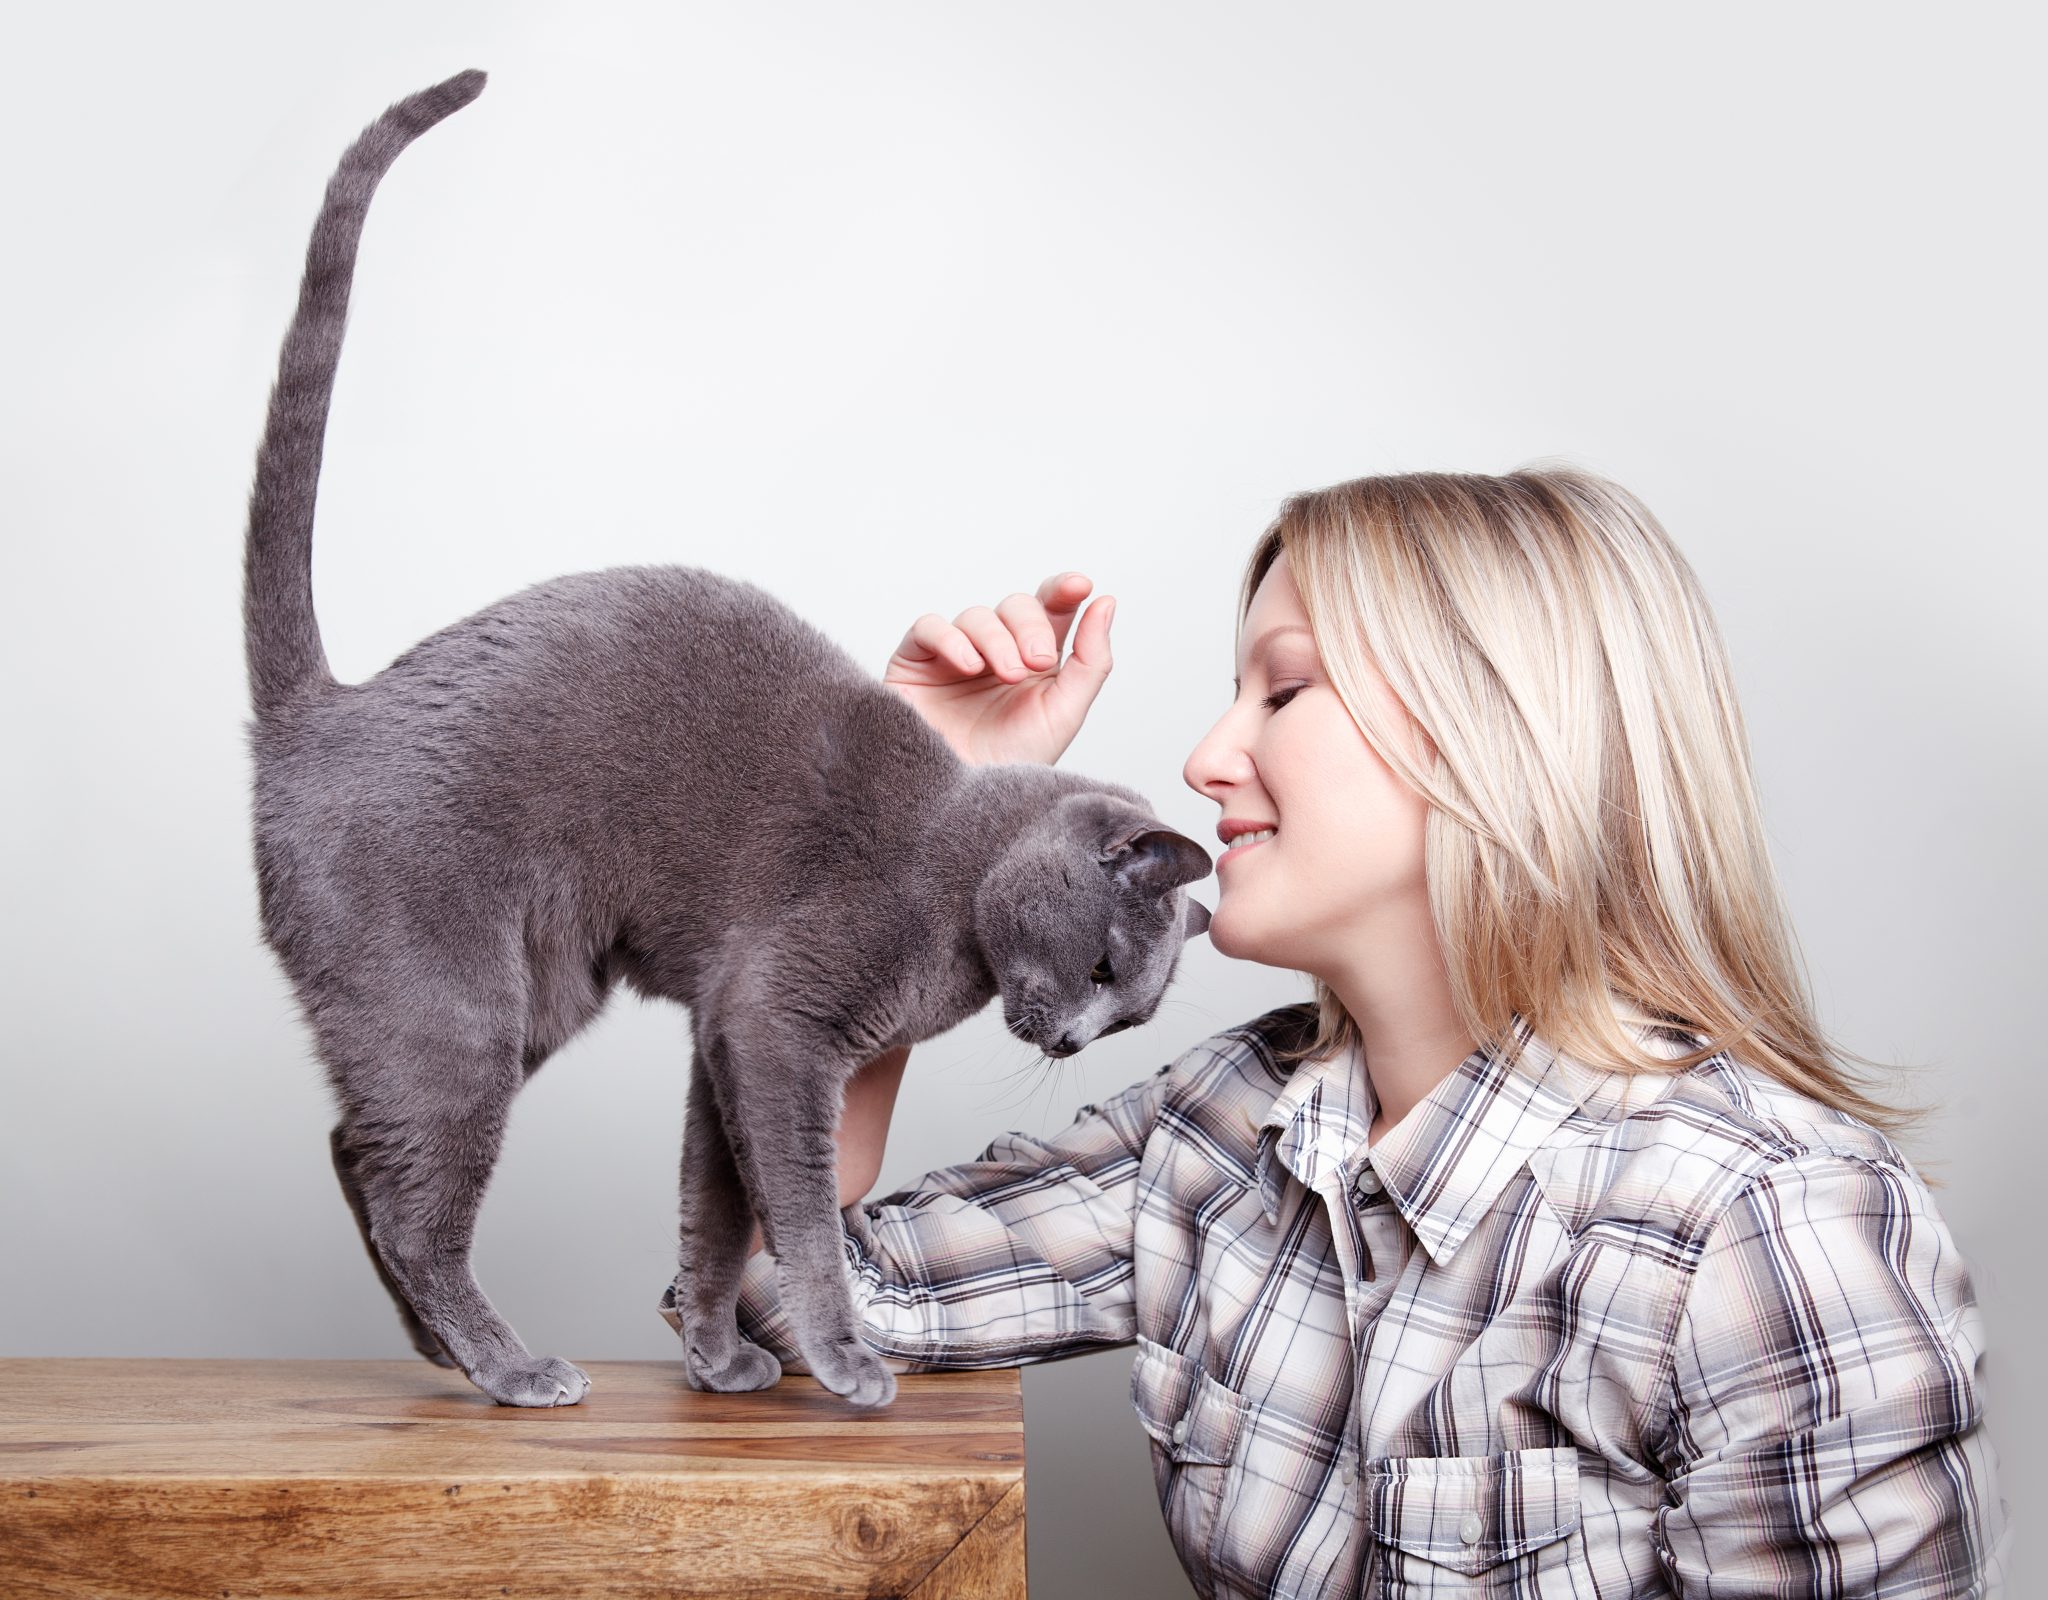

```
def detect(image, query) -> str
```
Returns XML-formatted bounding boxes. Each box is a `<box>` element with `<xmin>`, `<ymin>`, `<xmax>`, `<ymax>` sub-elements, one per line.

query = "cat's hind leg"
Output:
<box><xmin>330</xmin><ymin>1124</ymin><xmax>456</xmax><ymax>1368</ymax></box>
<box><xmin>328</xmin><ymin>1026</ymin><xmax>590</xmax><ymax>1408</ymax></box>
<box><xmin>669</xmin><ymin>1050</ymin><xmax>781</xmax><ymax>1393</ymax></box>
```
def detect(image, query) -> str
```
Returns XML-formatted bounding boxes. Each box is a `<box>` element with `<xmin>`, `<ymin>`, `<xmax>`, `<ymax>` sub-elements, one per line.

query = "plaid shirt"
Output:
<box><xmin>681</xmin><ymin>1003</ymin><xmax>2009</xmax><ymax>1598</ymax></box>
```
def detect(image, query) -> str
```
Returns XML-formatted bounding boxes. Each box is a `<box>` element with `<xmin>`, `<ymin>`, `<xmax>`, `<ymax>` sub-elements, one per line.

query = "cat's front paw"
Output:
<box><xmin>683</xmin><ymin>1336</ymin><xmax>783</xmax><ymax>1393</ymax></box>
<box><xmin>810</xmin><ymin>1337</ymin><xmax>897</xmax><ymax>1408</ymax></box>
<box><xmin>474</xmin><ymin>1353</ymin><xmax>591</xmax><ymax>1407</ymax></box>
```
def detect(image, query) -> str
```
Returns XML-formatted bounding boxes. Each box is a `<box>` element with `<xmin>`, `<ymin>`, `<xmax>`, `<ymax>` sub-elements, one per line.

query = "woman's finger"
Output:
<box><xmin>900</xmin><ymin>611</ymin><xmax>983</xmax><ymax>675</ymax></box>
<box><xmin>1049</xmin><ymin>593</ymin><xmax>1115</xmax><ymax>716</ymax></box>
<box><xmin>953</xmin><ymin>605</ymin><xmax>1028</xmax><ymax>680</ymax></box>
<box><xmin>995</xmin><ymin>592</ymin><xmax>1059</xmax><ymax>670</ymax></box>
<box><xmin>1037</xmin><ymin>572</ymin><xmax>1092</xmax><ymax>655</ymax></box>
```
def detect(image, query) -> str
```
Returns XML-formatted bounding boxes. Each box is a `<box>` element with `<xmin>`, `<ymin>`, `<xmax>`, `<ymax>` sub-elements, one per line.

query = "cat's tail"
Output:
<box><xmin>242</xmin><ymin>68</ymin><xmax>488</xmax><ymax>719</ymax></box>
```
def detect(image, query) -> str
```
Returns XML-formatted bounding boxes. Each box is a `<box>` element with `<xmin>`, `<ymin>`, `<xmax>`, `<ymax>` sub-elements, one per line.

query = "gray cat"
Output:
<box><xmin>242</xmin><ymin>70</ymin><xmax>1212</xmax><ymax>1409</ymax></box>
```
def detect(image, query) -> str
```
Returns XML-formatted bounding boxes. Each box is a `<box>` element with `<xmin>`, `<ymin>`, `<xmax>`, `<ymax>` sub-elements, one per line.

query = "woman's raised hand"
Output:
<box><xmin>883</xmin><ymin>572</ymin><xmax>1115</xmax><ymax>766</ymax></box>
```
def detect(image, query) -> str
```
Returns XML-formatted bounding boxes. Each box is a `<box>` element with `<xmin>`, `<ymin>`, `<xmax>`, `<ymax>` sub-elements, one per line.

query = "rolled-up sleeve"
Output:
<box><xmin>728</xmin><ymin>1059</ymin><xmax>1173</xmax><ymax>1372</ymax></box>
<box><xmin>1657</xmin><ymin>1152</ymin><xmax>2011</xmax><ymax>1597</ymax></box>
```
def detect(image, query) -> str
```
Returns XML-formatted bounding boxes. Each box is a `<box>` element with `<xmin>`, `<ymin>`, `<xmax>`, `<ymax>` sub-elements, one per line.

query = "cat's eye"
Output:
<box><xmin>1090</xmin><ymin>957</ymin><xmax>1115</xmax><ymax>986</ymax></box>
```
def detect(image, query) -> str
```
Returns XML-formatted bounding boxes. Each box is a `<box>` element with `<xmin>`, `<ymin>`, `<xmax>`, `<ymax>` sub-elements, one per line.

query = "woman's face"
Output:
<box><xmin>1181</xmin><ymin>550</ymin><xmax>1436</xmax><ymax>978</ymax></box>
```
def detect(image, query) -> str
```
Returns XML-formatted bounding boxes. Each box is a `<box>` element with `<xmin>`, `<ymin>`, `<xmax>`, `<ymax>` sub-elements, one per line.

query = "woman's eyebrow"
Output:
<box><xmin>1233</xmin><ymin>624</ymin><xmax>1314</xmax><ymax>692</ymax></box>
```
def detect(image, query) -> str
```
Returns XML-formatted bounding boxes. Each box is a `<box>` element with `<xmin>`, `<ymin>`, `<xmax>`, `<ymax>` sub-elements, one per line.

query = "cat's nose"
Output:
<box><xmin>1051</xmin><ymin>1034</ymin><xmax>1080</xmax><ymax>1057</ymax></box>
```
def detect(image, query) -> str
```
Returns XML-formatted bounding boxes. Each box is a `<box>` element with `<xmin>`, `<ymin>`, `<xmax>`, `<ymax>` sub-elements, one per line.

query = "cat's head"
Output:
<box><xmin>975</xmin><ymin>792</ymin><xmax>1213</xmax><ymax>1057</ymax></box>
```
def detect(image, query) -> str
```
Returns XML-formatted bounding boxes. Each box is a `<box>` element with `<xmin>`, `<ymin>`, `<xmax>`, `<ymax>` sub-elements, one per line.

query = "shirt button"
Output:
<box><xmin>1355</xmin><ymin>1167</ymin><xmax>1383</xmax><ymax>1195</ymax></box>
<box><xmin>1458</xmin><ymin>1511</ymin><xmax>1484</xmax><ymax>1546</ymax></box>
<box><xmin>1339</xmin><ymin>1460</ymin><xmax>1357</xmax><ymax>1486</ymax></box>
<box><xmin>1171</xmin><ymin>1417</ymin><xmax>1190</xmax><ymax>1446</ymax></box>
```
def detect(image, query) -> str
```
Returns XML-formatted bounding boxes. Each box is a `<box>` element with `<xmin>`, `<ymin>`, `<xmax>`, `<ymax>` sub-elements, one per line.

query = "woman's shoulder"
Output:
<box><xmin>1618</xmin><ymin>1048</ymin><xmax>1908</xmax><ymax>1172</ymax></box>
<box><xmin>1540</xmin><ymin>1044</ymin><xmax>1928</xmax><ymax>1257</ymax></box>
<box><xmin>1097</xmin><ymin>1002</ymin><xmax>1317</xmax><ymax>1180</ymax></box>
<box><xmin>1161</xmin><ymin>1001</ymin><xmax>1318</xmax><ymax>1097</ymax></box>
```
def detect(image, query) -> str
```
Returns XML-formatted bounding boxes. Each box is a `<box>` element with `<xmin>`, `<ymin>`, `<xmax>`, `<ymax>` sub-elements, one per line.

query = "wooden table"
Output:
<box><xmin>0</xmin><ymin>1359</ymin><xmax>1025</xmax><ymax>1599</ymax></box>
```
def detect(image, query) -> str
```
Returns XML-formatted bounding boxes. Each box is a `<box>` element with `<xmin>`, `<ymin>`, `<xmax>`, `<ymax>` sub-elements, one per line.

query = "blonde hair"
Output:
<box><xmin>1241</xmin><ymin>465</ymin><xmax>1920</xmax><ymax>1139</ymax></box>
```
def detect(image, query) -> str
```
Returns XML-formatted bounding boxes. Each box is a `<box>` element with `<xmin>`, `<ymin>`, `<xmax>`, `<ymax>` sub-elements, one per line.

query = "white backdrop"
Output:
<box><xmin>3</xmin><ymin>4</ymin><xmax>2039</xmax><ymax>1594</ymax></box>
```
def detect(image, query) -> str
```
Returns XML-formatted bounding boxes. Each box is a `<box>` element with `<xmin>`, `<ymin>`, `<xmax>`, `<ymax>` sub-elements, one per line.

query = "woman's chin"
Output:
<box><xmin>1210</xmin><ymin>899</ymin><xmax>1319</xmax><ymax>977</ymax></box>
<box><xmin>1205</xmin><ymin>903</ymin><xmax>1264</xmax><ymax>965</ymax></box>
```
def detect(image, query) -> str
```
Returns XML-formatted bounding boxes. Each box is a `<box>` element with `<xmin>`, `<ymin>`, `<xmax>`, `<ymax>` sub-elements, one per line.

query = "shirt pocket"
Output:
<box><xmin>1130</xmin><ymin>1334</ymin><xmax>1248</xmax><ymax>1591</ymax></box>
<box><xmin>1362</xmin><ymin>1446</ymin><xmax>1588</xmax><ymax>1596</ymax></box>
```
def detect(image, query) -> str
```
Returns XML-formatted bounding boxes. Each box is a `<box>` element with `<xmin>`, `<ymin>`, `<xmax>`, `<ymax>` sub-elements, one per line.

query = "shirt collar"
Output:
<box><xmin>1254</xmin><ymin>1033</ymin><xmax>1379</xmax><ymax>1219</ymax></box>
<box><xmin>1254</xmin><ymin>1012</ymin><xmax>1599</xmax><ymax>1267</ymax></box>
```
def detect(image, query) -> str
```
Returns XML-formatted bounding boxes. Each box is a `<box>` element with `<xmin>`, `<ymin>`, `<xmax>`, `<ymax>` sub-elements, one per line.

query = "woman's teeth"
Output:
<box><xmin>1225</xmin><ymin>828</ymin><xmax>1277</xmax><ymax>852</ymax></box>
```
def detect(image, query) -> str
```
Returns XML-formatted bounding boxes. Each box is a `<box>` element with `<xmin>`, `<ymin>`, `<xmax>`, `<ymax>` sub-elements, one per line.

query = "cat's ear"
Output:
<box><xmin>1181</xmin><ymin>897</ymin><xmax>1212</xmax><ymax>941</ymax></box>
<box><xmin>1098</xmin><ymin>826</ymin><xmax>1214</xmax><ymax>894</ymax></box>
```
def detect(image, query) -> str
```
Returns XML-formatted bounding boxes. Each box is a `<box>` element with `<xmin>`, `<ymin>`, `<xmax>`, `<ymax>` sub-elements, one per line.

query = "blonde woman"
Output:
<box><xmin>669</xmin><ymin>469</ymin><xmax>2007</xmax><ymax>1597</ymax></box>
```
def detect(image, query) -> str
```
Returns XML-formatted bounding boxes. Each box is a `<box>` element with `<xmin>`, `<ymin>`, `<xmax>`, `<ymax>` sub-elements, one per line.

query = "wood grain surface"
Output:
<box><xmin>0</xmin><ymin>1359</ymin><xmax>1025</xmax><ymax>1599</ymax></box>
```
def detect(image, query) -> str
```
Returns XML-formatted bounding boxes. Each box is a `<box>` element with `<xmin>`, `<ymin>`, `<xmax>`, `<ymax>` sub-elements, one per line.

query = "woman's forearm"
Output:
<box><xmin>835</xmin><ymin>1043</ymin><xmax>911</xmax><ymax>1203</ymax></box>
<box><xmin>745</xmin><ymin>1044</ymin><xmax>911</xmax><ymax>1256</ymax></box>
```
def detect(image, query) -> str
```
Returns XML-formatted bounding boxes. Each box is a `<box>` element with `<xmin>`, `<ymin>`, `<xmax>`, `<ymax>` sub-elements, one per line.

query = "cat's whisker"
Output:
<box><xmin>969</xmin><ymin>1043</ymin><xmax>1044</xmax><ymax>1114</ymax></box>
<box><xmin>997</xmin><ymin>1050</ymin><xmax>1060</xmax><ymax>1114</ymax></box>
<box><xmin>981</xmin><ymin>1042</ymin><xmax>1071</xmax><ymax>1121</ymax></box>
<box><xmin>1152</xmin><ymin>995</ymin><xmax>1236</xmax><ymax>1028</ymax></box>
<box><xmin>1034</xmin><ymin>1057</ymin><xmax>1073</xmax><ymax>1125</ymax></box>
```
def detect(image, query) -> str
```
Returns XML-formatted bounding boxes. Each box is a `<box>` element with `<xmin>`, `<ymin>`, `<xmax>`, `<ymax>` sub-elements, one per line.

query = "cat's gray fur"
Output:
<box><xmin>242</xmin><ymin>71</ymin><xmax>1213</xmax><ymax>1409</ymax></box>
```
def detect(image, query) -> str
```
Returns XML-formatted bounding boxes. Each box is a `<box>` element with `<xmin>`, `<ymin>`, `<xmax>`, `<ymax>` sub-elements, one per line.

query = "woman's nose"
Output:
<box><xmin>1183</xmin><ymin>707</ymin><xmax>1253</xmax><ymax>799</ymax></box>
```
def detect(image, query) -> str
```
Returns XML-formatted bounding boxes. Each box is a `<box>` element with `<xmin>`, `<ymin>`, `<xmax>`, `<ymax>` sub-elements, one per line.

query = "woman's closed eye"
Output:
<box><xmin>1261</xmin><ymin>685</ymin><xmax>1305</xmax><ymax>712</ymax></box>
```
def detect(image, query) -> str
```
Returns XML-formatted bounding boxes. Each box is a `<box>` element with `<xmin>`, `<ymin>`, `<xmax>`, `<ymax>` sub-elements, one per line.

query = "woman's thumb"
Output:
<box><xmin>1049</xmin><ymin>596</ymin><xmax>1115</xmax><ymax>723</ymax></box>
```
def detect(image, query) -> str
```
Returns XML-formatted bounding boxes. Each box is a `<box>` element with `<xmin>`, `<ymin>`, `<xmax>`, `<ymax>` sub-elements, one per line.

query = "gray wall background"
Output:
<box><xmin>3</xmin><ymin>3</ymin><xmax>2039</xmax><ymax>1594</ymax></box>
